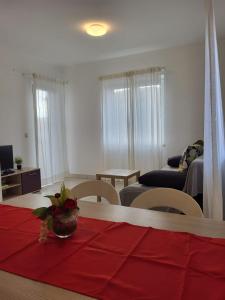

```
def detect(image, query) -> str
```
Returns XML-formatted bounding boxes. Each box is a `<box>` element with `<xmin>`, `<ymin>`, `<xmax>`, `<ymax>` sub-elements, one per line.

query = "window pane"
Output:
<box><xmin>36</xmin><ymin>89</ymin><xmax>48</xmax><ymax>119</ymax></box>
<box><xmin>102</xmin><ymin>78</ymin><xmax>130</xmax><ymax>168</ymax></box>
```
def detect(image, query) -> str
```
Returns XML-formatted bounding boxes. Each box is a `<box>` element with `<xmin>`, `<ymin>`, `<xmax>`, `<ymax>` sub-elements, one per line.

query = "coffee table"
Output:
<box><xmin>96</xmin><ymin>169</ymin><xmax>140</xmax><ymax>187</ymax></box>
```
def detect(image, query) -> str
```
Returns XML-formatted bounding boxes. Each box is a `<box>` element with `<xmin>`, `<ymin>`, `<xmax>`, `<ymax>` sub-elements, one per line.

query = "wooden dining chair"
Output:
<box><xmin>131</xmin><ymin>188</ymin><xmax>203</xmax><ymax>217</ymax></box>
<box><xmin>70</xmin><ymin>180</ymin><xmax>119</xmax><ymax>205</ymax></box>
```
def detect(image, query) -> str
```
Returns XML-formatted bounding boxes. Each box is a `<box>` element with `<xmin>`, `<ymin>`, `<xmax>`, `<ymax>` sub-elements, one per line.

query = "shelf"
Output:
<box><xmin>1</xmin><ymin>168</ymin><xmax>41</xmax><ymax>200</ymax></box>
<box><xmin>1</xmin><ymin>168</ymin><xmax>40</xmax><ymax>179</ymax></box>
<box><xmin>2</xmin><ymin>183</ymin><xmax>21</xmax><ymax>191</ymax></box>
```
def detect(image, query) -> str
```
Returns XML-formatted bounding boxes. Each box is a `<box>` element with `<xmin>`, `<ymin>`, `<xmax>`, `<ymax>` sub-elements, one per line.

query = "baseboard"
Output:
<box><xmin>65</xmin><ymin>174</ymin><xmax>125</xmax><ymax>183</ymax></box>
<box><xmin>65</xmin><ymin>173</ymin><xmax>96</xmax><ymax>180</ymax></box>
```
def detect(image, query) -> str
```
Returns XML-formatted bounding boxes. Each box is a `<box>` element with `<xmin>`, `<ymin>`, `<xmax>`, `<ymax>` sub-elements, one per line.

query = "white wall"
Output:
<box><xmin>65</xmin><ymin>43</ymin><xmax>205</xmax><ymax>175</ymax></box>
<box><xmin>0</xmin><ymin>67</ymin><xmax>25</xmax><ymax>163</ymax></box>
<box><xmin>0</xmin><ymin>48</ymin><xmax>63</xmax><ymax>169</ymax></box>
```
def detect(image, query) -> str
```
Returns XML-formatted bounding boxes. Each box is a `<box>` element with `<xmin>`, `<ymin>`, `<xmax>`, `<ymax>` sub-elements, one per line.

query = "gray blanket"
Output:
<box><xmin>183</xmin><ymin>156</ymin><xmax>203</xmax><ymax>197</ymax></box>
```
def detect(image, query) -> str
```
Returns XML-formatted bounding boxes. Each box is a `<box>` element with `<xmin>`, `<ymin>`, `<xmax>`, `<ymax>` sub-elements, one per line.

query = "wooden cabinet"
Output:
<box><xmin>21</xmin><ymin>169</ymin><xmax>41</xmax><ymax>194</ymax></box>
<box><xmin>1</xmin><ymin>168</ymin><xmax>41</xmax><ymax>200</ymax></box>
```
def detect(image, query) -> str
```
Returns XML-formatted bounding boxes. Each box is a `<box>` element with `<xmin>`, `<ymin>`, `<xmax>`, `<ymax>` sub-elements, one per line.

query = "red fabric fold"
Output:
<box><xmin>0</xmin><ymin>204</ymin><xmax>225</xmax><ymax>299</ymax></box>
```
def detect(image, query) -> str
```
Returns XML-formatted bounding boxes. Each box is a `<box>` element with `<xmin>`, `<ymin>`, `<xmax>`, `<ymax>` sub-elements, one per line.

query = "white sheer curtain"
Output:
<box><xmin>33</xmin><ymin>76</ymin><xmax>68</xmax><ymax>185</ymax></box>
<box><xmin>133</xmin><ymin>72</ymin><xmax>164</xmax><ymax>171</ymax></box>
<box><xmin>204</xmin><ymin>0</ymin><xmax>225</xmax><ymax>220</ymax></box>
<box><xmin>102</xmin><ymin>77</ymin><xmax>130</xmax><ymax>169</ymax></box>
<box><xmin>101</xmin><ymin>68</ymin><xmax>164</xmax><ymax>172</ymax></box>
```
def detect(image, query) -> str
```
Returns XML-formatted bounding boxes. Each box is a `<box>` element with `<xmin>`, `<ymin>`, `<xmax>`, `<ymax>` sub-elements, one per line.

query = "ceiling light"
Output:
<box><xmin>85</xmin><ymin>23</ymin><xmax>108</xmax><ymax>37</ymax></box>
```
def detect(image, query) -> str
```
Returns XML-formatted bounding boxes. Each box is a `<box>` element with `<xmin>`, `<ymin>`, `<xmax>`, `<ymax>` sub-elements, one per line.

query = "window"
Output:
<box><xmin>33</xmin><ymin>80</ymin><xmax>67</xmax><ymax>185</ymax></box>
<box><xmin>101</xmin><ymin>69</ymin><xmax>164</xmax><ymax>172</ymax></box>
<box><xmin>36</xmin><ymin>89</ymin><xmax>48</xmax><ymax>119</ymax></box>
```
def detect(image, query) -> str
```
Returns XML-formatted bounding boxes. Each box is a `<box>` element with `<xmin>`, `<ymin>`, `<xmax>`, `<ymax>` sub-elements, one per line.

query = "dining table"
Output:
<box><xmin>1</xmin><ymin>193</ymin><xmax>225</xmax><ymax>300</ymax></box>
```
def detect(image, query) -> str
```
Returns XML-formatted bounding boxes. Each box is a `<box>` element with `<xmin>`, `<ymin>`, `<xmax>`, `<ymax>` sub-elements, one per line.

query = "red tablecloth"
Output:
<box><xmin>0</xmin><ymin>204</ymin><xmax>225</xmax><ymax>299</ymax></box>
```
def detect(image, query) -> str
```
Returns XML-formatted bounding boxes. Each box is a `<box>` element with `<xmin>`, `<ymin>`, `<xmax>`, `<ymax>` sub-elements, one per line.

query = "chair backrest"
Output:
<box><xmin>70</xmin><ymin>180</ymin><xmax>119</xmax><ymax>205</ymax></box>
<box><xmin>131</xmin><ymin>188</ymin><xmax>203</xmax><ymax>217</ymax></box>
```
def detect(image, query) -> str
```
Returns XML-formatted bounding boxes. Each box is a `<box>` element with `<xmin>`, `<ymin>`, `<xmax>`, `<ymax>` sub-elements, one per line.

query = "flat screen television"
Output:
<box><xmin>0</xmin><ymin>145</ymin><xmax>14</xmax><ymax>174</ymax></box>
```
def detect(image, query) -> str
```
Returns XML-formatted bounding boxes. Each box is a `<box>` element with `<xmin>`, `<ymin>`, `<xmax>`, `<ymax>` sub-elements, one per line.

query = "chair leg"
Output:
<box><xmin>111</xmin><ymin>177</ymin><xmax>115</xmax><ymax>187</ymax></box>
<box><xmin>96</xmin><ymin>175</ymin><xmax>101</xmax><ymax>202</ymax></box>
<box><xmin>124</xmin><ymin>178</ymin><xmax>128</xmax><ymax>187</ymax></box>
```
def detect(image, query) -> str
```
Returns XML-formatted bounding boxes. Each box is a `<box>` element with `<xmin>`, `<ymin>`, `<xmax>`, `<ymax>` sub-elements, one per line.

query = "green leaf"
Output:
<box><xmin>47</xmin><ymin>215</ymin><xmax>53</xmax><ymax>230</ymax></box>
<box><xmin>45</xmin><ymin>195</ymin><xmax>60</xmax><ymax>206</ymax></box>
<box><xmin>60</xmin><ymin>183</ymin><xmax>66</xmax><ymax>202</ymax></box>
<box><xmin>33</xmin><ymin>207</ymin><xmax>48</xmax><ymax>220</ymax></box>
<box><xmin>65</xmin><ymin>188</ymin><xmax>71</xmax><ymax>198</ymax></box>
<box><xmin>45</xmin><ymin>195</ymin><xmax>54</xmax><ymax>199</ymax></box>
<box><xmin>60</xmin><ymin>183</ymin><xmax>70</xmax><ymax>205</ymax></box>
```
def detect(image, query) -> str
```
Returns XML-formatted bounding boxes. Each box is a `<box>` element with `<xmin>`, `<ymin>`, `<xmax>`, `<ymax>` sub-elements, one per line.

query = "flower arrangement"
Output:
<box><xmin>33</xmin><ymin>184</ymin><xmax>79</xmax><ymax>242</ymax></box>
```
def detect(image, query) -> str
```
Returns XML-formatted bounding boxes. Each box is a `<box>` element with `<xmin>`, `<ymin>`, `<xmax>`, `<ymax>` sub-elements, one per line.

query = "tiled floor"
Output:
<box><xmin>38</xmin><ymin>177</ymin><xmax>126</xmax><ymax>204</ymax></box>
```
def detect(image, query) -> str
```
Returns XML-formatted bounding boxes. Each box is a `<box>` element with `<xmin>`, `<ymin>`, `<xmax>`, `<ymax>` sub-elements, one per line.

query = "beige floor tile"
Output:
<box><xmin>38</xmin><ymin>177</ymin><xmax>126</xmax><ymax>204</ymax></box>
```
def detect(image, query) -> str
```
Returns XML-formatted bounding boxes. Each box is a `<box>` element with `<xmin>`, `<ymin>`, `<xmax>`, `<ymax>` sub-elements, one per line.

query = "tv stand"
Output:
<box><xmin>1</xmin><ymin>169</ymin><xmax>15</xmax><ymax>176</ymax></box>
<box><xmin>1</xmin><ymin>168</ymin><xmax>41</xmax><ymax>200</ymax></box>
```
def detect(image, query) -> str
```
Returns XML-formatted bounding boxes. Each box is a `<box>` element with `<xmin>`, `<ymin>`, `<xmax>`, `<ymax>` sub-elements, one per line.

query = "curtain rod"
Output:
<box><xmin>22</xmin><ymin>72</ymin><xmax>68</xmax><ymax>85</ymax></box>
<box><xmin>99</xmin><ymin>66</ymin><xmax>165</xmax><ymax>81</ymax></box>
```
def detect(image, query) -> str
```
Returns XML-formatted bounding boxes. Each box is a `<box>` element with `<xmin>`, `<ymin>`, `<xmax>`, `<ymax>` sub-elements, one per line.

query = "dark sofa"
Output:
<box><xmin>119</xmin><ymin>156</ymin><xmax>203</xmax><ymax>207</ymax></box>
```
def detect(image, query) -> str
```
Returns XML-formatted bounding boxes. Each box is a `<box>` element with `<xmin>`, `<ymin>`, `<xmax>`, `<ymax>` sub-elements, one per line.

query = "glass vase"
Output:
<box><xmin>52</xmin><ymin>212</ymin><xmax>77</xmax><ymax>238</ymax></box>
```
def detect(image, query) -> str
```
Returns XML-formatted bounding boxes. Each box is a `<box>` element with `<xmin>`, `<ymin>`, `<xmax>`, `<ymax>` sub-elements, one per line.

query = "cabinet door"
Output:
<box><xmin>21</xmin><ymin>169</ymin><xmax>41</xmax><ymax>194</ymax></box>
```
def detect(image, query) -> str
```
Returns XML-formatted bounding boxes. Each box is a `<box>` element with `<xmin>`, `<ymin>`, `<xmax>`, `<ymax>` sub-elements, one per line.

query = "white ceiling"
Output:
<box><xmin>0</xmin><ymin>0</ymin><xmax>225</xmax><ymax>66</ymax></box>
